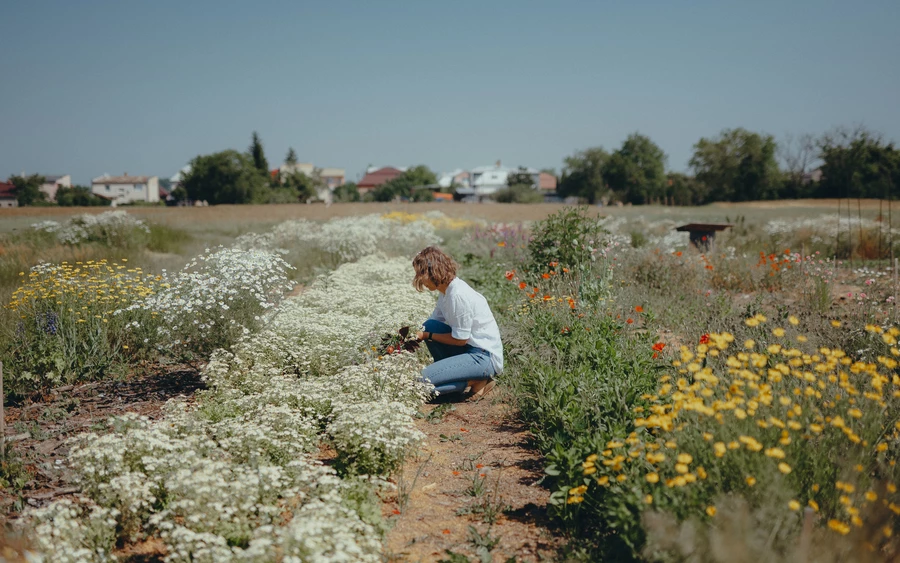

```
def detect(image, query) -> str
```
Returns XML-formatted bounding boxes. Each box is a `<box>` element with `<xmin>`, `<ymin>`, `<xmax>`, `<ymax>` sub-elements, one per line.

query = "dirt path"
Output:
<box><xmin>385</xmin><ymin>391</ymin><xmax>562</xmax><ymax>562</ymax></box>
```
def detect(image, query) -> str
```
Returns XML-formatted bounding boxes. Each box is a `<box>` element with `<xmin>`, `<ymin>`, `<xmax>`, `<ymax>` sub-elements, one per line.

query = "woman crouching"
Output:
<box><xmin>412</xmin><ymin>246</ymin><xmax>503</xmax><ymax>399</ymax></box>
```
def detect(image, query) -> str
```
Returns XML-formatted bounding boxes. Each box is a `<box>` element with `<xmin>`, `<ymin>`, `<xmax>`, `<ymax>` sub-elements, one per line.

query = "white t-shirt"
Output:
<box><xmin>429</xmin><ymin>277</ymin><xmax>504</xmax><ymax>374</ymax></box>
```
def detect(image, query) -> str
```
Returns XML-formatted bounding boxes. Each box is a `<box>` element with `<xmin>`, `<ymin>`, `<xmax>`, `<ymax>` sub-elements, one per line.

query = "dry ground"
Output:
<box><xmin>384</xmin><ymin>390</ymin><xmax>563</xmax><ymax>563</ymax></box>
<box><xmin>2</xmin><ymin>199</ymin><xmax>894</xmax><ymax>234</ymax></box>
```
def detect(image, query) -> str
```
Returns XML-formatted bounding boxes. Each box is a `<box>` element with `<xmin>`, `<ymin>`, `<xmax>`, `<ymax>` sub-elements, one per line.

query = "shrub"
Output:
<box><xmin>33</xmin><ymin>211</ymin><xmax>151</xmax><ymax>248</ymax></box>
<box><xmin>527</xmin><ymin>206</ymin><xmax>607</xmax><ymax>275</ymax></box>
<box><xmin>1</xmin><ymin>260</ymin><xmax>163</xmax><ymax>395</ymax></box>
<box><xmin>328</xmin><ymin>400</ymin><xmax>425</xmax><ymax>476</ymax></box>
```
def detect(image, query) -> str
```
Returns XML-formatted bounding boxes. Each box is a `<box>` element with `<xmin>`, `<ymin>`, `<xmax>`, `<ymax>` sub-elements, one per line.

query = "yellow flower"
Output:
<box><xmin>788</xmin><ymin>315</ymin><xmax>799</xmax><ymax>325</ymax></box>
<box><xmin>676</xmin><ymin>453</ymin><xmax>693</xmax><ymax>464</ymax></box>
<box><xmin>745</xmin><ymin>318</ymin><xmax>759</xmax><ymax>328</ymax></box>
<box><xmin>809</xmin><ymin>499</ymin><xmax>819</xmax><ymax>511</ymax></box>
<box><xmin>646</xmin><ymin>473</ymin><xmax>659</xmax><ymax>484</ymax></box>
<box><xmin>644</xmin><ymin>494</ymin><xmax>653</xmax><ymax>504</ymax></box>
<box><xmin>697</xmin><ymin>466</ymin><xmax>707</xmax><ymax>480</ymax></box>
<box><xmin>789</xmin><ymin>500</ymin><xmax>801</xmax><ymax>511</ymax></box>
<box><xmin>848</xmin><ymin>408</ymin><xmax>862</xmax><ymax>419</ymax></box>
<box><xmin>830</xmin><ymin>320</ymin><xmax>842</xmax><ymax>328</ymax></box>
<box><xmin>866</xmin><ymin>491</ymin><xmax>878</xmax><ymax>502</ymax></box>
<box><xmin>567</xmin><ymin>495</ymin><xmax>584</xmax><ymax>504</ymax></box>
<box><xmin>675</xmin><ymin>463</ymin><xmax>689</xmax><ymax>474</ymax></box>
<box><xmin>583</xmin><ymin>466</ymin><xmax>597</xmax><ymax>475</ymax></box>
<box><xmin>764</xmin><ymin>447</ymin><xmax>786</xmax><ymax>459</ymax></box>
<box><xmin>706</xmin><ymin>506</ymin><xmax>717</xmax><ymax>517</ymax></box>
<box><xmin>773</xmin><ymin>327</ymin><xmax>786</xmax><ymax>337</ymax></box>
<box><xmin>778</xmin><ymin>462</ymin><xmax>792</xmax><ymax>474</ymax></box>
<box><xmin>744</xmin><ymin>339</ymin><xmax>756</xmax><ymax>349</ymax></box>
<box><xmin>797</xmin><ymin>335</ymin><xmax>808</xmax><ymax>343</ymax></box>
<box><xmin>616</xmin><ymin>474</ymin><xmax>627</xmax><ymax>482</ymax></box>
<box><xmin>828</xmin><ymin>519</ymin><xmax>850</xmax><ymax>535</ymax></box>
<box><xmin>713</xmin><ymin>442</ymin><xmax>726</xmax><ymax>457</ymax></box>
<box><xmin>888</xmin><ymin>483</ymin><xmax>897</xmax><ymax>494</ymax></box>
<box><xmin>596</xmin><ymin>476</ymin><xmax>610</xmax><ymax>486</ymax></box>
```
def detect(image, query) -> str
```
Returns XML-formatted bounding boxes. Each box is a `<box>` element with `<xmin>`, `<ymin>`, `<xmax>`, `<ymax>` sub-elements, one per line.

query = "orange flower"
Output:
<box><xmin>635</xmin><ymin>306</ymin><xmax>644</xmax><ymax>313</ymax></box>
<box><xmin>675</xmin><ymin>251</ymin><xmax>683</xmax><ymax>257</ymax></box>
<box><xmin>652</xmin><ymin>342</ymin><xmax>665</xmax><ymax>351</ymax></box>
<box><xmin>542</xmin><ymin>273</ymin><xmax>550</xmax><ymax>279</ymax></box>
<box><xmin>518</xmin><ymin>282</ymin><xmax>527</xmax><ymax>290</ymax></box>
<box><xmin>497</xmin><ymin>241</ymin><xmax>506</xmax><ymax>247</ymax></box>
<box><xmin>549</xmin><ymin>261</ymin><xmax>559</xmax><ymax>268</ymax></box>
<box><xmin>567</xmin><ymin>298</ymin><xmax>576</xmax><ymax>309</ymax></box>
<box><xmin>543</xmin><ymin>294</ymin><xmax>552</xmax><ymax>301</ymax></box>
<box><xmin>505</xmin><ymin>270</ymin><xmax>515</xmax><ymax>281</ymax></box>
<box><xmin>626</xmin><ymin>318</ymin><xmax>634</xmax><ymax>324</ymax></box>
<box><xmin>562</xmin><ymin>267</ymin><xmax>569</xmax><ymax>273</ymax></box>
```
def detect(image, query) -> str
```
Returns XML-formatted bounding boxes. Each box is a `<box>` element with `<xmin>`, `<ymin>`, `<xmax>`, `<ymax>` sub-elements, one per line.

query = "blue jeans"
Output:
<box><xmin>421</xmin><ymin>319</ymin><xmax>495</xmax><ymax>395</ymax></box>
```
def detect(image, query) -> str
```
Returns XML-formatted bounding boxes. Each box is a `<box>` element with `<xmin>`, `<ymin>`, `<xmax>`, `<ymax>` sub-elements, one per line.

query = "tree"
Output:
<box><xmin>665</xmin><ymin>173</ymin><xmax>703</xmax><ymax>206</ymax></box>
<box><xmin>506</xmin><ymin>167</ymin><xmax>537</xmax><ymax>188</ymax></box>
<box><xmin>558</xmin><ymin>147</ymin><xmax>610</xmax><ymax>204</ymax></box>
<box><xmin>816</xmin><ymin>126</ymin><xmax>899</xmax><ymax>199</ymax></box>
<box><xmin>56</xmin><ymin>186</ymin><xmax>111</xmax><ymax>206</ymax></box>
<box><xmin>333</xmin><ymin>182</ymin><xmax>360</xmax><ymax>203</ymax></box>
<box><xmin>373</xmin><ymin>165</ymin><xmax>438</xmax><ymax>201</ymax></box>
<box><xmin>9</xmin><ymin>174</ymin><xmax>47</xmax><ymax>206</ymax></box>
<box><xmin>604</xmin><ymin>133</ymin><xmax>668</xmax><ymax>204</ymax></box>
<box><xmin>689</xmin><ymin>128</ymin><xmax>780</xmax><ymax>202</ymax></box>
<box><xmin>249</xmin><ymin>132</ymin><xmax>269</xmax><ymax>175</ymax></box>
<box><xmin>778</xmin><ymin>133</ymin><xmax>818</xmax><ymax>198</ymax></box>
<box><xmin>280</xmin><ymin>169</ymin><xmax>319</xmax><ymax>202</ymax></box>
<box><xmin>285</xmin><ymin>147</ymin><xmax>298</xmax><ymax>166</ymax></box>
<box><xmin>181</xmin><ymin>150</ymin><xmax>269</xmax><ymax>204</ymax></box>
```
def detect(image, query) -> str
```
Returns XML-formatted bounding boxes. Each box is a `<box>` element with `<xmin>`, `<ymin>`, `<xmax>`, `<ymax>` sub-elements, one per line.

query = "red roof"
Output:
<box><xmin>0</xmin><ymin>181</ymin><xmax>15</xmax><ymax>198</ymax></box>
<box><xmin>358</xmin><ymin>167</ymin><xmax>403</xmax><ymax>189</ymax></box>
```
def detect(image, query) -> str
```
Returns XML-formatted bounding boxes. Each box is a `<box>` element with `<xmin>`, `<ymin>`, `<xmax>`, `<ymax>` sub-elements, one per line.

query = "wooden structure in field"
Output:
<box><xmin>675</xmin><ymin>223</ymin><xmax>733</xmax><ymax>250</ymax></box>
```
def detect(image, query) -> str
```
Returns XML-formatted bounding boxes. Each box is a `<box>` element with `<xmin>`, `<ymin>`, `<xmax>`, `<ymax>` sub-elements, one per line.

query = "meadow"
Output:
<box><xmin>2</xmin><ymin>200</ymin><xmax>900</xmax><ymax>562</ymax></box>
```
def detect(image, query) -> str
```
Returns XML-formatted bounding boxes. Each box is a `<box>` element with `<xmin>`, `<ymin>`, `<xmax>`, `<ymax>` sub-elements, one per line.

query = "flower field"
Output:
<box><xmin>4</xmin><ymin>202</ymin><xmax>900</xmax><ymax>561</ymax></box>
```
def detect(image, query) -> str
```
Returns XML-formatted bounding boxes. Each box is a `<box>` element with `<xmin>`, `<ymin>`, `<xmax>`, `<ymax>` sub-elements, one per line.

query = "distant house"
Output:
<box><xmin>91</xmin><ymin>174</ymin><xmax>160</xmax><ymax>205</ymax></box>
<box><xmin>278</xmin><ymin>162</ymin><xmax>346</xmax><ymax>202</ymax></box>
<box><xmin>539</xmin><ymin>171</ymin><xmax>558</xmax><ymax>191</ymax></box>
<box><xmin>39</xmin><ymin>174</ymin><xmax>72</xmax><ymax>202</ymax></box>
<box><xmin>0</xmin><ymin>181</ymin><xmax>17</xmax><ymax>208</ymax></box>
<box><xmin>357</xmin><ymin>167</ymin><xmax>404</xmax><ymax>195</ymax></box>
<box><xmin>438</xmin><ymin>169</ymin><xmax>471</xmax><ymax>190</ymax></box>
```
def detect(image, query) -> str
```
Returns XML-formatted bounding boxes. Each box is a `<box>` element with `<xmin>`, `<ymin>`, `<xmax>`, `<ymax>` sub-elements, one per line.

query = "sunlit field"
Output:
<box><xmin>3</xmin><ymin>201</ymin><xmax>900</xmax><ymax>561</ymax></box>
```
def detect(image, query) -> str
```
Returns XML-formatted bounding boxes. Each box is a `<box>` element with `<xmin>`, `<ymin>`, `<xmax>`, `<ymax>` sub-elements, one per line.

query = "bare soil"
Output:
<box><xmin>0</xmin><ymin>365</ymin><xmax>204</xmax><ymax>518</ymax></box>
<box><xmin>384</xmin><ymin>390</ymin><xmax>563</xmax><ymax>562</ymax></box>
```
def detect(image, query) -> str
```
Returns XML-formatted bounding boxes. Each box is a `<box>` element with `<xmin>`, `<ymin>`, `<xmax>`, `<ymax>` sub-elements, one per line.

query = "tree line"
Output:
<box><xmin>559</xmin><ymin>125</ymin><xmax>900</xmax><ymax>205</ymax></box>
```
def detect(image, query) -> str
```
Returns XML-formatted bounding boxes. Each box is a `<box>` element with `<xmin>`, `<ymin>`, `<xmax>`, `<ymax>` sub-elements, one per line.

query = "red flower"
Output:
<box><xmin>542</xmin><ymin>273</ymin><xmax>550</xmax><ymax>279</ymax></box>
<box><xmin>675</xmin><ymin>251</ymin><xmax>683</xmax><ymax>257</ymax></box>
<box><xmin>549</xmin><ymin>261</ymin><xmax>559</xmax><ymax>268</ymax></box>
<box><xmin>562</xmin><ymin>267</ymin><xmax>570</xmax><ymax>273</ymax></box>
<box><xmin>543</xmin><ymin>294</ymin><xmax>552</xmax><ymax>301</ymax></box>
<box><xmin>626</xmin><ymin>318</ymin><xmax>634</xmax><ymax>324</ymax></box>
<box><xmin>505</xmin><ymin>270</ymin><xmax>515</xmax><ymax>281</ymax></box>
<box><xmin>699</xmin><ymin>333</ymin><xmax>710</xmax><ymax>344</ymax></box>
<box><xmin>635</xmin><ymin>306</ymin><xmax>644</xmax><ymax>313</ymax></box>
<box><xmin>518</xmin><ymin>281</ymin><xmax>527</xmax><ymax>290</ymax></box>
<box><xmin>652</xmin><ymin>342</ymin><xmax>665</xmax><ymax>352</ymax></box>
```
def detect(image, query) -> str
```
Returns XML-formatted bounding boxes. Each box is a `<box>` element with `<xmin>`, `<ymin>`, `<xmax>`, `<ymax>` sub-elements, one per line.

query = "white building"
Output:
<box><xmin>437</xmin><ymin>169</ymin><xmax>471</xmax><ymax>190</ymax></box>
<box><xmin>456</xmin><ymin>162</ymin><xmax>541</xmax><ymax>198</ymax></box>
<box><xmin>39</xmin><ymin>174</ymin><xmax>72</xmax><ymax>202</ymax></box>
<box><xmin>279</xmin><ymin>162</ymin><xmax>346</xmax><ymax>202</ymax></box>
<box><xmin>91</xmin><ymin>174</ymin><xmax>159</xmax><ymax>205</ymax></box>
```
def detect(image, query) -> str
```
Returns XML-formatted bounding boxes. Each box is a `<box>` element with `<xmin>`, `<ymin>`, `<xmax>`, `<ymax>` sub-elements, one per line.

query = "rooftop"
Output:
<box><xmin>92</xmin><ymin>174</ymin><xmax>154</xmax><ymax>184</ymax></box>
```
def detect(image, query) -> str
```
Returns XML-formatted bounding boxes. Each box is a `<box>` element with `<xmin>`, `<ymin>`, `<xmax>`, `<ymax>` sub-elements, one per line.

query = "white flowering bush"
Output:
<box><xmin>33</xmin><ymin>210</ymin><xmax>151</xmax><ymax>247</ymax></box>
<box><xmin>23</xmin><ymin>497</ymin><xmax>119</xmax><ymax>563</ymax></box>
<box><xmin>233</xmin><ymin>214</ymin><xmax>442</xmax><ymax>272</ymax></box>
<box><xmin>328</xmin><ymin>401</ymin><xmax>425</xmax><ymax>476</ymax></box>
<box><xmin>120</xmin><ymin>247</ymin><xmax>293</xmax><ymax>357</ymax></box>
<box><xmin>23</xmin><ymin>254</ymin><xmax>436</xmax><ymax>560</ymax></box>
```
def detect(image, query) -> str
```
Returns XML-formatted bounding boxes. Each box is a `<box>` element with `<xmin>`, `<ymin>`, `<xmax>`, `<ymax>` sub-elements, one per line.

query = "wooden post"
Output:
<box><xmin>797</xmin><ymin>506</ymin><xmax>815</xmax><ymax>563</ymax></box>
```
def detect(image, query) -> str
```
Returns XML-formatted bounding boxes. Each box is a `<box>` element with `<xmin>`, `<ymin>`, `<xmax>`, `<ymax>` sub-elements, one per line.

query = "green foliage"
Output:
<box><xmin>333</xmin><ymin>182</ymin><xmax>361</xmax><ymax>202</ymax></box>
<box><xmin>816</xmin><ymin>125</ymin><xmax>900</xmax><ymax>199</ymax></box>
<box><xmin>689</xmin><ymin>128</ymin><xmax>781</xmax><ymax>202</ymax></box>
<box><xmin>493</xmin><ymin>184</ymin><xmax>544</xmax><ymax>203</ymax></box>
<box><xmin>373</xmin><ymin>165</ymin><xmax>438</xmax><ymax>201</ymax></box>
<box><xmin>55</xmin><ymin>186</ymin><xmax>112</xmax><ymax>207</ymax></box>
<box><xmin>182</xmin><ymin>149</ymin><xmax>269</xmax><ymax>204</ymax></box>
<box><xmin>665</xmin><ymin>173</ymin><xmax>704</xmax><ymax>206</ymax></box>
<box><xmin>606</xmin><ymin>133</ymin><xmax>668</xmax><ymax>204</ymax></box>
<box><xmin>9</xmin><ymin>174</ymin><xmax>47</xmax><ymax>206</ymax></box>
<box><xmin>527</xmin><ymin>207</ymin><xmax>606</xmax><ymax>274</ymax></box>
<box><xmin>559</xmin><ymin>147</ymin><xmax>611</xmax><ymax>203</ymax></box>
<box><xmin>249</xmin><ymin>131</ymin><xmax>269</xmax><ymax>175</ymax></box>
<box><xmin>147</xmin><ymin>223</ymin><xmax>189</xmax><ymax>254</ymax></box>
<box><xmin>506</xmin><ymin>167</ymin><xmax>536</xmax><ymax>188</ymax></box>
<box><xmin>284</xmin><ymin>146</ymin><xmax>298</xmax><ymax>166</ymax></box>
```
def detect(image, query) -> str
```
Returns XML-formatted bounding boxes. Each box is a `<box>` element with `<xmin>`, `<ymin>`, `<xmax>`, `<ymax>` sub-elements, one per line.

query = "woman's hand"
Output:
<box><xmin>416</xmin><ymin>331</ymin><xmax>426</xmax><ymax>341</ymax></box>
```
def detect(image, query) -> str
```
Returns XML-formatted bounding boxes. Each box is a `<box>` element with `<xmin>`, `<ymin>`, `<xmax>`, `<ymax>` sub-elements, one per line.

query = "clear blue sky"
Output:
<box><xmin>2</xmin><ymin>0</ymin><xmax>898</xmax><ymax>185</ymax></box>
